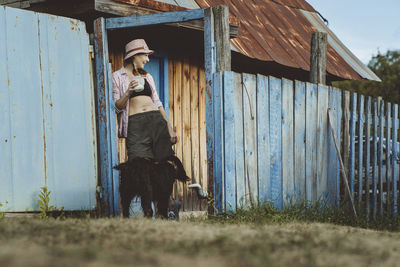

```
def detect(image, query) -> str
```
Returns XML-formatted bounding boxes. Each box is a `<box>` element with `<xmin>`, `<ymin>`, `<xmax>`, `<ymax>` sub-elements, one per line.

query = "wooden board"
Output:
<box><xmin>190</xmin><ymin>60</ymin><xmax>200</xmax><ymax>211</ymax></box>
<box><xmin>269</xmin><ymin>76</ymin><xmax>283</xmax><ymax>208</ymax></box>
<box><xmin>223</xmin><ymin>71</ymin><xmax>236</xmax><ymax>211</ymax></box>
<box><xmin>199</xmin><ymin>67</ymin><xmax>208</xmax><ymax>211</ymax></box>
<box><xmin>294</xmin><ymin>81</ymin><xmax>306</xmax><ymax>201</ymax></box>
<box><xmin>234</xmin><ymin>72</ymin><xmax>245</xmax><ymax>208</ymax></box>
<box><xmin>256</xmin><ymin>74</ymin><xmax>270</xmax><ymax>204</ymax></box>
<box><xmin>182</xmin><ymin>57</ymin><xmax>191</xmax><ymax>211</ymax></box>
<box><xmin>242</xmin><ymin>73</ymin><xmax>258</xmax><ymax>207</ymax></box>
<box><xmin>317</xmin><ymin>85</ymin><xmax>329</xmax><ymax>201</ymax></box>
<box><xmin>282</xmin><ymin>79</ymin><xmax>294</xmax><ymax>206</ymax></box>
<box><xmin>305</xmin><ymin>83</ymin><xmax>318</xmax><ymax>202</ymax></box>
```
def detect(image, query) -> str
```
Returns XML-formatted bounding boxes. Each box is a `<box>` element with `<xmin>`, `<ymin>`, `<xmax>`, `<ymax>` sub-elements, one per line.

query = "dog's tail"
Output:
<box><xmin>165</xmin><ymin>155</ymin><xmax>190</xmax><ymax>182</ymax></box>
<box><xmin>113</xmin><ymin>162</ymin><xmax>127</xmax><ymax>170</ymax></box>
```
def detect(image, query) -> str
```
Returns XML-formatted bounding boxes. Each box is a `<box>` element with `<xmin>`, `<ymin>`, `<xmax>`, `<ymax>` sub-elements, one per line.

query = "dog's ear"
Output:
<box><xmin>166</xmin><ymin>156</ymin><xmax>190</xmax><ymax>182</ymax></box>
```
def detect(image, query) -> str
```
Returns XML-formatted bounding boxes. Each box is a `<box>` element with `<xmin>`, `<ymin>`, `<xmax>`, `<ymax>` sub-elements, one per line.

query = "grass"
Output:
<box><xmin>207</xmin><ymin>200</ymin><xmax>400</xmax><ymax>232</ymax></box>
<box><xmin>1</xmin><ymin>202</ymin><xmax>400</xmax><ymax>266</ymax></box>
<box><xmin>1</xmin><ymin>216</ymin><xmax>400</xmax><ymax>267</ymax></box>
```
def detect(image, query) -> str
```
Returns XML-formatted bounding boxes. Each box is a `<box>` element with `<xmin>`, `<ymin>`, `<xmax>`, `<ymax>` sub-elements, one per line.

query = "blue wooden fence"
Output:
<box><xmin>347</xmin><ymin>94</ymin><xmax>400</xmax><ymax>218</ymax></box>
<box><xmin>212</xmin><ymin>71</ymin><xmax>342</xmax><ymax>211</ymax></box>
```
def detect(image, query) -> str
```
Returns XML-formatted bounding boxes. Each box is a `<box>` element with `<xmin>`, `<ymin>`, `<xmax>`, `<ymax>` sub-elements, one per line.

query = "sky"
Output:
<box><xmin>305</xmin><ymin>0</ymin><xmax>400</xmax><ymax>64</ymax></box>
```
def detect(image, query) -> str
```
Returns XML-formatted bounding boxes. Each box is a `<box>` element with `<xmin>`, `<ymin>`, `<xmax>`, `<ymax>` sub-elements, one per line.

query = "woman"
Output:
<box><xmin>112</xmin><ymin>39</ymin><xmax>176</xmax><ymax>161</ymax></box>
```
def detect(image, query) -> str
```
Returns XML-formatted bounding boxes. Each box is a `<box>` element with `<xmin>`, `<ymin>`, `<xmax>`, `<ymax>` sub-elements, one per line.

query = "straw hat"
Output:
<box><xmin>124</xmin><ymin>39</ymin><xmax>154</xmax><ymax>61</ymax></box>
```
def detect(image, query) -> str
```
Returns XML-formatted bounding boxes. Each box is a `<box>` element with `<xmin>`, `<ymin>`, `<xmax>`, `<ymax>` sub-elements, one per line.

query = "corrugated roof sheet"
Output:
<box><xmin>125</xmin><ymin>0</ymin><xmax>380</xmax><ymax>81</ymax></box>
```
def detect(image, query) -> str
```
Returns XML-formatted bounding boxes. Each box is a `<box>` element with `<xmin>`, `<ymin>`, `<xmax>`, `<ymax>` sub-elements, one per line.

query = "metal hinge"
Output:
<box><xmin>96</xmin><ymin>186</ymin><xmax>103</xmax><ymax>199</ymax></box>
<box><xmin>89</xmin><ymin>45</ymin><xmax>94</xmax><ymax>59</ymax></box>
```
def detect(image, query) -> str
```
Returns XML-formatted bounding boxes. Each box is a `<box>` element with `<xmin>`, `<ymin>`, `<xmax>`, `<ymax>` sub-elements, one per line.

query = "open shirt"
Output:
<box><xmin>112</xmin><ymin>67</ymin><xmax>163</xmax><ymax>138</ymax></box>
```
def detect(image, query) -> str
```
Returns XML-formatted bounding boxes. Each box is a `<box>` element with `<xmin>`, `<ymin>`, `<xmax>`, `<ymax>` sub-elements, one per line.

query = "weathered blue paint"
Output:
<box><xmin>0</xmin><ymin>7</ymin><xmax>97</xmax><ymax>212</ymax></box>
<box><xmin>212</xmin><ymin>72</ymin><xmax>224</xmax><ymax>212</ymax></box>
<box><xmin>365</xmin><ymin>97</ymin><xmax>371</xmax><ymax>216</ymax></box>
<box><xmin>94</xmin><ymin>17</ymin><xmax>115</xmax><ymax>216</ymax></box>
<box><xmin>256</xmin><ymin>74</ymin><xmax>270</xmax><ymax>204</ymax></box>
<box><xmin>282</xmin><ymin>79</ymin><xmax>294</xmax><ymax>206</ymax></box>
<box><xmin>378</xmin><ymin>100</ymin><xmax>384</xmax><ymax>217</ymax></box>
<box><xmin>204</xmin><ymin>8</ymin><xmax>216</xmax><ymax>212</ymax></box>
<box><xmin>294</xmin><ymin>81</ymin><xmax>306</xmax><ymax>202</ymax></box>
<box><xmin>335</xmin><ymin>88</ymin><xmax>342</xmax><ymax>206</ymax></box>
<box><xmin>305</xmin><ymin>83</ymin><xmax>318</xmax><ymax>202</ymax></box>
<box><xmin>349</xmin><ymin>93</ymin><xmax>357</xmax><ymax>198</ymax></box>
<box><xmin>357</xmin><ymin>95</ymin><xmax>364</xmax><ymax>204</ymax></box>
<box><xmin>107</xmin><ymin>63</ymin><xmax>121</xmax><ymax>216</ymax></box>
<box><xmin>392</xmin><ymin>104</ymin><xmax>398</xmax><ymax>214</ymax></box>
<box><xmin>317</xmin><ymin>85</ymin><xmax>329</xmax><ymax>202</ymax></box>
<box><xmin>233</xmin><ymin>72</ymin><xmax>245</xmax><ymax>208</ymax></box>
<box><xmin>385</xmin><ymin>103</ymin><xmax>391</xmax><ymax>213</ymax></box>
<box><xmin>327</xmin><ymin>87</ymin><xmax>342</xmax><ymax>206</ymax></box>
<box><xmin>372</xmin><ymin>99</ymin><xmax>378</xmax><ymax>219</ymax></box>
<box><xmin>243</xmin><ymin>73</ymin><xmax>258</xmax><ymax>206</ymax></box>
<box><xmin>269</xmin><ymin>76</ymin><xmax>283</xmax><ymax>208</ymax></box>
<box><xmin>105</xmin><ymin>9</ymin><xmax>205</xmax><ymax>30</ymax></box>
<box><xmin>223</xmin><ymin>71</ymin><xmax>236</xmax><ymax>211</ymax></box>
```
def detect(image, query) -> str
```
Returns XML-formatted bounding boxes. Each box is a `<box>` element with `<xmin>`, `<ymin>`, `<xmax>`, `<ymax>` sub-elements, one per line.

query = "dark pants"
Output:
<box><xmin>126</xmin><ymin>110</ymin><xmax>174</xmax><ymax>161</ymax></box>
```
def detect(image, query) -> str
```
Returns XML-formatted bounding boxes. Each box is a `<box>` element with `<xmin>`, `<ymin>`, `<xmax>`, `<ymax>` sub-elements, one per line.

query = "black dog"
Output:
<box><xmin>114</xmin><ymin>155</ymin><xmax>189</xmax><ymax>218</ymax></box>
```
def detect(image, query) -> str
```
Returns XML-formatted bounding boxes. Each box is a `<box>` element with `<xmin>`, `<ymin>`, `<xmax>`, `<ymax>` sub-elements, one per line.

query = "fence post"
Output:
<box><xmin>342</xmin><ymin>91</ymin><xmax>350</xmax><ymax>200</ymax></box>
<box><xmin>213</xmin><ymin>5</ymin><xmax>231</xmax><ymax>72</ymax></box>
<box><xmin>310</xmin><ymin>32</ymin><xmax>327</xmax><ymax>85</ymax></box>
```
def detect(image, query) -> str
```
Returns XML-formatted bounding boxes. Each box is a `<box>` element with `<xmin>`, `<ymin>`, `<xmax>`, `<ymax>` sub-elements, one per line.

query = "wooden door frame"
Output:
<box><xmin>94</xmin><ymin>6</ymin><xmax>230</xmax><ymax>216</ymax></box>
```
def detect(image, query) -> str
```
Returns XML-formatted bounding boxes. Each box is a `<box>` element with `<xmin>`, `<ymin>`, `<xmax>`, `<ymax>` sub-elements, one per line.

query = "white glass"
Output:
<box><xmin>132</xmin><ymin>76</ymin><xmax>144</xmax><ymax>92</ymax></box>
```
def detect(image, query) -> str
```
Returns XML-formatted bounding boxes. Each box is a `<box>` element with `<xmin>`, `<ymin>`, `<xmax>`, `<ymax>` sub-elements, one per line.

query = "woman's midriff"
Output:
<box><xmin>128</xmin><ymin>95</ymin><xmax>158</xmax><ymax>116</ymax></box>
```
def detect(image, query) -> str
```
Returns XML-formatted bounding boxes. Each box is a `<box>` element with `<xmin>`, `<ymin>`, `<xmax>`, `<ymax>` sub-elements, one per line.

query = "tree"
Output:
<box><xmin>333</xmin><ymin>50</ymin><xmax>400</xmax><ymax>104</ymax></box>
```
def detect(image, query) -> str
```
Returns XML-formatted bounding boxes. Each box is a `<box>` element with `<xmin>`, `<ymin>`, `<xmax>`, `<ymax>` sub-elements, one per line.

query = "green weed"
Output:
<box><xmin>37</xmin><ymin>186</ymin><xmax>64</xmax><ymax>220</ymax></box>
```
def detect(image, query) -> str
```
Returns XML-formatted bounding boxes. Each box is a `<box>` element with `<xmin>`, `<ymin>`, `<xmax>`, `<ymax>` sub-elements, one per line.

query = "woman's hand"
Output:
<box><xmin>169</xmin><ymin>127</ymin><xmax>177</xmax><ymax>145</ymax></box>
<box><xmin>126</xmin><ymin>80</ymin><xmax>139</xmax><ymax>96</ymax></box>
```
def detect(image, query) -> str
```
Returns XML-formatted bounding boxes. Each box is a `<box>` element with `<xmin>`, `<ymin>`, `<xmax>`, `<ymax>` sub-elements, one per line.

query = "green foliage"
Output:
<box><xmin>207</xmin><ymin>200</ymin><xmax>400</xmax><ymax>231</ymax></box>
<box><xmin>37</xmin><ymin>186</ymin><xmax>57</xmax><ymax>219</ymax></box>
<box><xmin>333</xmin><ymin>50</ymin><xmax>400</xmax><ymax>104</ymax></box>
<box><xmin>332</xmin><ymin>50</ymin><xmax>400</xmax><ymax>103</ymax></box>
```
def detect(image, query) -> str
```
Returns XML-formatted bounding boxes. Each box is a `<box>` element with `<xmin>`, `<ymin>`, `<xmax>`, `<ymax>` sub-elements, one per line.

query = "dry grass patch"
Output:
<box><xmin>1</xmin><ymin>217</ymin><xmax>400</xmax><ymax>267</ymax></box>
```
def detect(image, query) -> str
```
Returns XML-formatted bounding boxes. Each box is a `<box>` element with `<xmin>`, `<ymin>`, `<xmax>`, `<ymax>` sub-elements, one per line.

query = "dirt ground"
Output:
<box><xmin>0</xmin><ymin>217</ymin><xmax>399</xmax><ymax>267</ymax></box>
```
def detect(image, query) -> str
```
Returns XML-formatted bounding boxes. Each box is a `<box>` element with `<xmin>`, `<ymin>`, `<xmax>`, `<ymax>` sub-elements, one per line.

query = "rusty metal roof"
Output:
<box><xmin>118</xmin><ymin>0</ymin><xmax>380</xmax><ymax>81</ymax></box>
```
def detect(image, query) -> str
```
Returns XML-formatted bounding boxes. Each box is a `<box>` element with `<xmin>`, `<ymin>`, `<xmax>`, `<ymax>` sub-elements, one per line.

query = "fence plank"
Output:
<box><xmin>182</xmin><ymin>58</ymin><xmax>192</xmax><ymax>211</ymax></box>
<box><xmin>234</xmin><ymin>73</ymin><xmax>245</xmax><ymax>208</ymax></box>
<box><xmin>378</xmin><ymin>99</ymin><xmax>384</xmax><ymax>217</ymax></box>
<box><xmin>365</xmin><ymin>97</ymin><xmax>371</xmax><ymax>216</ymax></box>
<box><xmin>173</xmin><ymin>59</ymin><xmax>184</xmax><ymax>205</ymax></box>
<box><xmin>282</xmin><ymin>79</ymin><xmax>295</xmax><ymax>205</ymax></box>
<box><xmin>190</xmin><ymin>62</ymin><xmax>200</xmax><ymax>211</ymax></box>
<box><xmin>343</xmin><ymin>91</ymin><xmax>351</xmax><ymax>189</ymax></box>
<box><xmin>199</xmin><ymin>67</ymin><xmax>208</xmax><ymax>210</ymax></box>
<box><xmin>357</xmin><ymin>95</ymin><xmax>364</xmax><ymax>205</ymax></box>
<box><xmin>294</xmin><ymin>81</ymin><xmax>306</xmax><ymax>201</ymax></box>
<box><xmin>328</xmin><ymin>87</ymin><xmax>342</xmax><ymax>205</ymax></box>
<box><xmin>386</xmin><ymin>103</ymin><xmax>391</xmax><ymax>213</ymax></box>
<box><xmin>372</xmin><ymin>99</ymin><xmax>378</xmax><ymax>219</ymax></box>
<box><xmin>349</xmin><ymin>93</ymin><xmax>357</xmax><ymax>199</ymax></box>
<box><xmin>223</xmin><ymin>71</ymin><xmax>236</xmax><ymax>211</ymax></box>
<box><xmin>305</xmin><ymin>82</ymin><xmax>318</xmax><ymax>202</ymax></box>
<box><xmin>257</xmin><ymin>74</ymin><xmax>270</xmax><ymax>204</ymax></box>
<box><xmin>392</xmin><ymin>104</ymin><xmax>398</xmax><ymax>215</ymax></box>
<box><xmin>335</xmin><ymin>88</ymin><xmax>342</xmax><ymax>206</ymax></box>
<box><xmin>243</xmin><ymin>73</ymin><xmax>258</xmax><ymax>207</ymax></box>
<box><xmin>213</xmin><ymin>72</ymin><xmax>224</xmax><ymax>213</ymax></box>
<box><xmin>269</xmin><ymin>76</ymin><xmax>283</xmax><ymax>208</ymax></box>
<box><xmin>317</xmin><ymin>85</ymin><xmax>329</xmax><ymax>202</ymax></box>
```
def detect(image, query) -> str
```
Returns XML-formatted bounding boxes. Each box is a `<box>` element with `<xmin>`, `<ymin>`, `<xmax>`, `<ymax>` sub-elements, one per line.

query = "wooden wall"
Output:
<box><xmin>109</xmin><ymin>48</ymin><xmax>208</xmax><ymax>212</ymax></box>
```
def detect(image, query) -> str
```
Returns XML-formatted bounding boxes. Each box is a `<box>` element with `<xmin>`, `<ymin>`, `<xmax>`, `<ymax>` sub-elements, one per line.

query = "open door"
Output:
<box><xmin>0</xmin><ymin>6</ymin><xmax>97</xmax><ymax>212</ymax></box>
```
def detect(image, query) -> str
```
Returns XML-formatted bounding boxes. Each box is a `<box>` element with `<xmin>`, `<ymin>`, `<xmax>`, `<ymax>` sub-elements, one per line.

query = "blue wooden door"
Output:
<box><xmin>0</xmin><ymin>6</ymin><xmax>97</xmax><ymax>212</ymax></box>
<box><xmin>144</xmin><ymin>52</ymin><xmax>169</xmax><ymax>115</ymax></box>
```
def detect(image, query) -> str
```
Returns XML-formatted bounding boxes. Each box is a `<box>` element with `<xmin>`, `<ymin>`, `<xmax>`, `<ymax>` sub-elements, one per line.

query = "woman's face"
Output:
<box><xmin>132</xmin><ymin>53</ymin><xmax>150</xmax><ymax>69</ymax></box>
